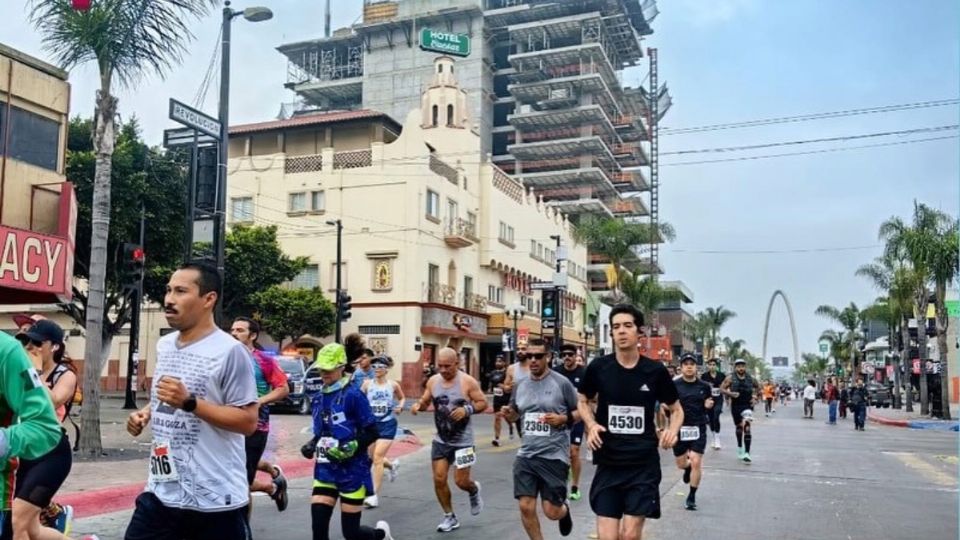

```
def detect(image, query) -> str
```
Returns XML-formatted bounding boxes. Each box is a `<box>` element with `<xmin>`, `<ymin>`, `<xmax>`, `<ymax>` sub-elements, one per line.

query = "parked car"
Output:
<box><xmin>866</xmin><ymin>382</ymin><xmax>891</xmax><ymax>408</ymax></box>
<box><xmin>273</xmin><ymin>355</ymin><xmax>311</xmax><ymax>414</ymax></box>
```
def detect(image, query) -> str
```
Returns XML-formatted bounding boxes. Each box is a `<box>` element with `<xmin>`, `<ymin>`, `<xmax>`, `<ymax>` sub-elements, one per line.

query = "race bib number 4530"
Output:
<box><xmin>607</xmin><ymin>405</ymin><xmax>644</xmax><ymax>435</ymax></box>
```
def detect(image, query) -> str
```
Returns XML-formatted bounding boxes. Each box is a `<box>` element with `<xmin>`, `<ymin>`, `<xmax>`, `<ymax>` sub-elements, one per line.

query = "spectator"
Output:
<box><xmin>838</xmin><ymin>381</ymin><xmax>849</xmax><ymax>420</ymax></box>
<box><xmin>802</xmin><ymin>380</ymin><xmax>817</xmax><ymax>419</ymax></box>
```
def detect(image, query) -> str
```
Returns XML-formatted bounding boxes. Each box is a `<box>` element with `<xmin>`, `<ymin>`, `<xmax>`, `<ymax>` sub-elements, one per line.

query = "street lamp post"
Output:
<box><xmin>215</xmin><ymin>1</ymin><xmax>272</xmax><ymax>323</ymax></box>
<box><xmin>327</xmin><ymin>219</ymin><xmax>343</xmax><ymax>342</ymax></box>
<box><xmin>508</xmin><ymin>302</ymin><xmax>526</xmax><ymax>364</ymax></box>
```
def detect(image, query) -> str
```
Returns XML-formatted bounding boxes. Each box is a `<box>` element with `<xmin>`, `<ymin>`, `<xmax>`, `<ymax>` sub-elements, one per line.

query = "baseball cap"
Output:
<box><xmin>680</xmin><ymin>353</ymin><xmax>697</xmax><ymax>365</ymax></box>
<box><xmin>18</xmin><ymin>319</ymin><xmax>64</xmax><ymax>345</ymax></box>
<box><xmin>734</xmin><ymin>358</ymin><xmax>747</xmax><ymax>365</ymax></box>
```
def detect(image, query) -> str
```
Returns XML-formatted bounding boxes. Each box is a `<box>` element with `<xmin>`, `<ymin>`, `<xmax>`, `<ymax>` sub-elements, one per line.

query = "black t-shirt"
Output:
<box><xmin>488</xmin><ymin>368</ymin><xmax>507</xmax><ymax>392</ymax></box>
<box><xmin>674</xmin><ymin>377</ymin><xmax>713</xmax><ymax>426</ymax></box>
<box><xmin>729</xmin><ymin>373</ymin><xmax>757</xmax><ymax>407</ymax></box>
<box><xmin>557</xmin><ymin>364</ymin><xmax>586</xmax><ymax>391</ymax></box>
<box><xmin>701</xmin><ymin>371</ymin><xmax>725</xmax><ymax>398</ymax></box>
<box><xmin>579</xmin><ymin>354</ymin><xmax>678</xmax><ymax>467</ymax></box>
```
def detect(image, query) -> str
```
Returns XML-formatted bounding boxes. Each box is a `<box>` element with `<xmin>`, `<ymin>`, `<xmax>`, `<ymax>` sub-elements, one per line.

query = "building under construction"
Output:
<box><xmin>278</xmin><ymin>0</ymin><xmax>670</xmax><ymax>292</ymax></box>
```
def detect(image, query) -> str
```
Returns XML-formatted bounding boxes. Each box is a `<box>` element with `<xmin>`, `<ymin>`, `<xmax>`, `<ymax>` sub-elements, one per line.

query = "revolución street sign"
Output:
<box><xmin>169</xmin><ymin>99</ymin><xmax>221</xmax><ymax>139</ymax></box>
<box><xmin>419</xmin><ymin>29</ymin><xmax>471</xmax><ymax>57</ymax></box>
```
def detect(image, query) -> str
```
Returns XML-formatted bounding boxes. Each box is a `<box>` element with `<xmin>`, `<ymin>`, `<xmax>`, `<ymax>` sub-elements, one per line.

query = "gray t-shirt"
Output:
<box><xmin>147</xmin><ymin>329</ymin><xmax>258</xmax><ymax>511</ymax></box>
<box><xmin>510</xmin><ymin>370</ymin><xmax>578</xmax><ymax>463</ymax></box>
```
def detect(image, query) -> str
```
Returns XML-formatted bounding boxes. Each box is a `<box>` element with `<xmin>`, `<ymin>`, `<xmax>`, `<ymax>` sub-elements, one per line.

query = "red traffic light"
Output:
<box><xmin>132</xmin><ymin>247</ymin><xmax>145</xmax><ymax>262</ymax></box>
<box><xmin>72</xmin><ymin>0</ymin><xmax>92</xmax><ymax>10</ymax></box>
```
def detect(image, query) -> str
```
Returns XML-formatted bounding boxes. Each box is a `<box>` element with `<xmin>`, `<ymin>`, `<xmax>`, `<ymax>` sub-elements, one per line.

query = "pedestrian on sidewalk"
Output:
<box><xmin>849</xmin><ymin>379</ymin><xmax>869</xmax><ymax>431</ymax></box>
<box><xmin>124</xmin><ymin>262</ymin><xmax>260</xmax><ymax>540</ymax></box>
<box><xmin>838</xmin><ymin>381</ymin><xmax>849</xmax><ymax>420</ymax></box>
<box><xmin>802</xmin><ymin>380</ymin><xmax>817</xmax><ymax>419</ymax></box>
<box><xmin>824</xmin><ymin>378</ymin><xmax>839</xmax><ymax>425</ymax></box>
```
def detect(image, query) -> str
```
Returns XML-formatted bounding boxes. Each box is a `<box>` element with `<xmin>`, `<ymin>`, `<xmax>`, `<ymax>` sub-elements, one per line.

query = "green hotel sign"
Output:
<box><xmin>947</xmin><ymin>300</ymin><xmax>960</xmax><ymax>318</ymax></box>
<box><xmin>420</xmin><ymin>28</ymin><xmax>471</xmax><ymax>57</ymax></box>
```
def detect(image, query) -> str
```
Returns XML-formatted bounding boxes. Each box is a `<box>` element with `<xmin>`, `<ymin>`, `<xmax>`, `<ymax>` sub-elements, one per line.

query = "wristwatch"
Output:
<box><xmin>182</xmin><ymin>394</ymin><xmax>198</xmax><ymax>413</ymax></box>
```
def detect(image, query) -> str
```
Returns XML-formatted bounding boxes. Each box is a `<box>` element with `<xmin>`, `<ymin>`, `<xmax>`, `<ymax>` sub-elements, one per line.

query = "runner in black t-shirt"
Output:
<box><xmin>700</xmin><ymin>358</ymin><xmax>726</xmax><ymax>450</ymax></box>
<box><xmin>578</xmin><ymin>304</ymin><xmax>682</xmax><ymax>540</ymax></box>
<box><xmin>489</xmin><ymin>355</ymin><xmax>514</xmax><ymax>446</ymax></box>
<box><xmin>557</xmin><ymin>343</ymin><xmax>587</xmax><ymax>501</ymax></box>
<box><xmin>720</xmin><ymin>359</ymin><xmax>759</xmax><ymax>463</ymax></box>
<box><xmin>673</xmin><ymin>354</ymin><xmax>714</xmax><ymax>511</ymax></box>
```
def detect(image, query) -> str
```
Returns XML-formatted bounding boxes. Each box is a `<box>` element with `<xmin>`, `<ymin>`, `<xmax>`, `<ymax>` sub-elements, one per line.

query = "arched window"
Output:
<box><xmin>438</xmin><ymin>64</ymin><xmax>443</xmax><ymax>73</ymax></box>
<box><xmin>447</xmin><ymin>104</ymin><xmax>455</xmax><ymax>126</ymax></box>
<box><xmin>432</xmin><ymin>105</ymin><xmax>439</xmax><ymax>127</ymax></box>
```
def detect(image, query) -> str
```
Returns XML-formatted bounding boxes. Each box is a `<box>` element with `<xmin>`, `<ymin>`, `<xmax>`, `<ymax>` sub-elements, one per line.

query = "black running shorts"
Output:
<box><xmin>15</xmin><ymin>433</ymin><xmax>71</xmax><ymax>508</ymax></box>
<box><xmin>244</xmin><ymin>430</ymin><xmax>269</xmax><ymax>485</ymax></box>
<box><xmin>589</xmin><ymin>463</ymin><xmax>662</xmax><ymax>519</ymax></box>
<box><xmin>512</xmin><ymin>457</ymin><xmax>568</xmax><ymax>506</ymax></box>
<box><xmin>672</xmin><ymin>425</ymin><xmax>707</xmax><ymax>456</ymax></box>
<box><xmin>731</xmin><ymin>404</ymin><xmax>753</xmax><ymax>426</ymax></box>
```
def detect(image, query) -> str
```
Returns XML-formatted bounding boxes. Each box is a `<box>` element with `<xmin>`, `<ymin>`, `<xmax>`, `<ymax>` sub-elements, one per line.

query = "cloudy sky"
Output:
<box><xmin>1</xmin><ymin>0</ymin><xmax>957</xmax><ymax>363</ymax></box>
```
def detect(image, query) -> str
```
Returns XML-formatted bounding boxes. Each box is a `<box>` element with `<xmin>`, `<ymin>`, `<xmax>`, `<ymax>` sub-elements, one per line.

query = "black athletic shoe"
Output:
<box><xmin>271</xmin><ymin>474</ymin><xmax>288</xmax><ymax>512</ymax></box>
<box><xmin>492</xmin><ymin>439</ymin><xmax>500</xmax><ymax>447</ymax></box>
<box><xmin>682</xmin><ymin>466</ymin><xmax>691</xmax><ymax>484</ymax></box>
<box><xmin>558</xmin><ymin>503</ymin><xmax>573</xmax><ymax>536</ymax></box>
<box><xmin>685</xmin><ymin>499</ymin><xmax>697</xmax><ymax>511</ymax></box>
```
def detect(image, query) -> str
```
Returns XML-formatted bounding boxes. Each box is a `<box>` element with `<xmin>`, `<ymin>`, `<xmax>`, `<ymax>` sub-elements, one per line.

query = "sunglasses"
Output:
<box><xmin>16</xmin><ymin>335</ymin><xmax>44</xmax><ymax>348</ymax></box>
<box><xmin>527</xmin><ymin>353</ymin><xmax>548</xmax><ymax>360</ymax></box>
<box><xmin>561</xmin><ymin>352</ymin><xmax>575</xmax><ymax>357</ymax></box>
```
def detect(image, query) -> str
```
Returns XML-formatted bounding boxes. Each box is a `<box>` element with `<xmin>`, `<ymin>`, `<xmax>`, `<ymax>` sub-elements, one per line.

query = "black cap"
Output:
<box><xmin>18</xmin><ymin>319</ymin><xmax>64</xmax><ymax>345</ymax></box>
<box><xmin>680</xmin><ymin>353</ymin><xmax>697</xmax><ymax>365</ymax></box>
<box><xmin>705</xmin><ymin>357</ymin><xmax>718</xmax><ymax>364</ymax></box>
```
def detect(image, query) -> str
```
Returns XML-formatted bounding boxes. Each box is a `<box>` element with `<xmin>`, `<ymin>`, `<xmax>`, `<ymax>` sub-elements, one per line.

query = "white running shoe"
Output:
<box><xmin>468</xmin><ymin>481</ymin><xmax>484</xmax><ymax>515</ymax></box>
<box><xmin>364</xmin><ymin>495</ymin><xmax>379</xmax><ymax>508</ymax></box>
<box><xmin>376</xmin><ymin>520</ymin><xmax>394</xmax><ymax>540</ymax></box>
<box><xmin>713</xmin><ymin>436</ymin><xmax>721</xmax><ymax>450</ymax></box>
<box><xmin>437</xmin><ymin>514</ymin><xmax>460</xmax><ymax>532</ymax></box>
<box><xmin>388</xmin><ymin>458</ymin><xmax>400</xmax><ymax>482</ymax></box>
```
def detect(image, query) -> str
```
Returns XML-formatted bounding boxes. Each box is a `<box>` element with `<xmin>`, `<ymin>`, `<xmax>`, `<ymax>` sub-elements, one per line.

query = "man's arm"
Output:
<box><xmin>156</xmin><ymin>376</ymin><xmax>259</xmax><ymax>435</ymax></box>
<box><xmin>720</xmin><ymin>375</ymin><xmax>737</xmax><ymax>397</ymax></box>
<box><xmin>503</xmin><ymin>364</ymin><xmax>516</xmax><ymax>393</ymax></box>
<box><xmin>259</xmin><ymin>355</ymin><xmax>290</xmax><ymax>405</ymax></box>
<box><xmin>463</xmin><ymin>376</ymin><xmax>488</xmax><ymax>417</ymax></box>
<box><xmin>0</xmin><ymin>341</ymin><xmax>60</xmax><ymax>460</ymax></box>
<box><xmin>659</xmin><ymin>400</ymin><xmax>684</xmax><ymax>448</ymax></box>
<box><xmin>410</xmin><ymin>376</ymin><xmax>435</xmax><ymax>415</ymax></box>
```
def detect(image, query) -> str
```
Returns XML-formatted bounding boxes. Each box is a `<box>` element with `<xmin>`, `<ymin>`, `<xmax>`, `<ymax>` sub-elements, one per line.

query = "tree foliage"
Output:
<box><xmin>250</xmin><ymin>286</ymin><xmax>336</xmax><ymax>346</ymax></box>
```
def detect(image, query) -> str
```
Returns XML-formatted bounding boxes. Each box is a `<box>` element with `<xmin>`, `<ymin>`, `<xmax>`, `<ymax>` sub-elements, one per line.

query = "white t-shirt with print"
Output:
<box><xmin>147</xmin><ymin>329</ymin><xmax>257</xmax><ymax>511</ymax></box>
<box><xmin>803</xmin><ymin>386</ymin><xmax>817</xmax><ymax>400</ymax></box>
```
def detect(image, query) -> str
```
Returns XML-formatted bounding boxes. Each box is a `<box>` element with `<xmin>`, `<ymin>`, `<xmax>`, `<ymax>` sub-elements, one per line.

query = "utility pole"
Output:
<box><xmin>123</xmin><ymin>205</ymin><xmax>145</xmax><ymax>409</ymax></box>
<box><xmin>328</xmin><ymin>219</ymin><xmax>343</xmax><ymax>342</ymax></box>
<box><xmin>550</xmin><ymin>234</ymin><xmax>565</xmax><ymax>356</ymax></box>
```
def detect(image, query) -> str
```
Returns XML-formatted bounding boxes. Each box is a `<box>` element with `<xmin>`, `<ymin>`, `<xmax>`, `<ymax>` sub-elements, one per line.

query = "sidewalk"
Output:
<box><xmin>868</xmin><ymin>403</ymin><xmax>960</xmax><ymax>431</ymax></box>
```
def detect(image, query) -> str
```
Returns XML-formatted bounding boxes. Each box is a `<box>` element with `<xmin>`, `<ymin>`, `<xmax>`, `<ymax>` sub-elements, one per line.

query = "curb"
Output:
<box><xmin>61</xmin><ymin>437</ymin><xmax>423</xmax><ymax>519</ymax></box>
<box><xmin>867</xmin><ymin>413</ymin><xmax>909</xmax><ymax>427</ymax></box>
<box><xmin>868</xmin><ymin>412</ymin><xmax>959</xmax><ymax>431</ymax></box>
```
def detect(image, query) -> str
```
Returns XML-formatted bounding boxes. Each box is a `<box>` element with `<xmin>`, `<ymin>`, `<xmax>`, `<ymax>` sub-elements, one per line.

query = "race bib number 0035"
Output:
<box><xmin>680</xmin><ymin>426</ymin><xmax>700</xmax><ymax>441</ymax></box>
<box><xmin>607</xmin><ymin>405</ymin><xmax>644</xmax><ymax>435</ymax></box>
<box><xmin>149</xmin><ymin>440</ymin><xmax>179</xmax><ymax>483</ymax></box>
<box><xmin>523</xmin><ymin>413</ymin><xmax>551</xmax><ymax>437</ymax></box>
<box><xmin>454</xmin><ymin>446</ymin><xmax>477</xmax><ymax>469</ymax></box>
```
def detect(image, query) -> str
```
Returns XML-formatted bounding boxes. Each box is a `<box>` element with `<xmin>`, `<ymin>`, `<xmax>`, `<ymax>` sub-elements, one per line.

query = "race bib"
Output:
<box><xmin>680</xmin><ymin>426</ymin><xmax>700</xmax><ymax>441</ymax></box>
<box><xmin>315</xmin><ymin>437</ymin><xmax>338</xmax><ymax>464</ymax></box>
<box><xmin>371</xmin><ymin>400</ymin><xmax>390</xmax><ymax>416</ymax></box>
<box><xmin>711</xmin><ymin>387</ymin><xmax>721</xmax><ymax>397</ymax></box>
<box><xmin>607</xmin><ymin>405</ymin><xmax>644</xmax><ymax>435</ymax></box>
<box><xmin>454</xmin><ymin>446</ymin><xmax>477</xmax><ymax>469</ymax></box>
<box><xmin>522</xmin><ymin>413</ymin><xmax>551</xmax><ymax>437</ymax></box>
<box><xmin>493</xmin><ymin>387</ymin><xmax>504</xmax><ymax>397</ymax></box>
<box><xmin>149</xmin><ymin>440</ymin><xmax>179</xmax><ymax>483</ymax></box>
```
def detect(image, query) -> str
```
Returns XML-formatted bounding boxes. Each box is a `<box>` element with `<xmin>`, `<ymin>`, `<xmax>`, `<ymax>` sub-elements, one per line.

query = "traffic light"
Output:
<box><xmin>195</xmin><ymin>147</ymin><xmax>218</xmax><ymax>212</ymax></box>
<box><xmin>338</xmin><ymin>291</ymin><xmax>352</xmax><ymax>322</ymax></box>
<box><xmin>541</xmin><ymin>289</ymin><xmax>557</xmax><ymax>322</ymax></box>
<box><xmin>120</xmin><ymin>243</ymin><xmax>145</xmax><ymax>290</ymax></box>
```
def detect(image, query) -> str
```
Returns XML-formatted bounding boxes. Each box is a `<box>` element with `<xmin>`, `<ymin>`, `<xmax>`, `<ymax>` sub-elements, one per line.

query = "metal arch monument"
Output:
<box><xmin>761</xmin><ymin>290</ymin><xmax>800</xmax><ymax>369</ymax></box>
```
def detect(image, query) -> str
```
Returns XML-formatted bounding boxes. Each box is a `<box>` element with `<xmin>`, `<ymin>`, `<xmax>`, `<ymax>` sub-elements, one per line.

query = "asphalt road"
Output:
<box><xmin>75</xmin><ymin>403</ymin><xmax>958</xmax><ymax>539</ymax></box>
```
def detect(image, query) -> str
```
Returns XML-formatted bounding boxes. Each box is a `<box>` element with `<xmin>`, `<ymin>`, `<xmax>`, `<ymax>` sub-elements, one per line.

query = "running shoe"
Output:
<box><xmin>437</xmin><ymin>514</ymin><xmax>460</xmax><ymax>532</ymax></box>
<box><xmin>364</xmin><ymin>495</ymin><xmax>379</xmax><ymax>509</ymax></box>
<box><xmin>388</xmin><ymin>458</ymin><xmax>400</xmax><ymax>482</ymax></box>
<box><xmin>271</xmin><ymin>472</ymin><xmax>288</xmax><ymax>512</ymax></box>
<box><xmin>376</xmin><ymin>521</ymin><xmax>394</xmax><ymax>540</ymax></box>
<box><xmin>47</xmin><ymin>503</ymin><xmax>73</xmax><ymax>535</ymax></box>
<box><xmin>712</xmin><ymin>437</ymin><xmax>721</xmax><ymax>450</ymax></box>
<box><xmin>737</xmin><ymin>448</ymin><xmax>745</xmax><ymax>460</ymax></box>
<box><xmin>468</xmin><ymin>481</ymin><xmax>484</xmax><ymax>515</ymax></box>
<box><xmin>558</xmin><ymin>503</ymin><xmax>573</xmax><ymax>536</ymax></box>
<box><xmin>743</xmin><ymin>452</ymin><xmax>752</xmax><ymax>464</ymax></box>
<box><xmin>569</xmin><ymin>488</ymin><xmax>581</xmax><ymax>502</ymax></box>
<box><xmin>685</xmin><ymin>498</ymin><xmax>697</xmax><ymax>511</ymax></box>
<box><xmin>509</xmin><ymin>432</ymin><xmax>515</xmax><ymax>440</ymax></box>
<box><xmin>492</xmin><ymin>438</ymin><xmax>500</xmax><ymax>447</ymax></box>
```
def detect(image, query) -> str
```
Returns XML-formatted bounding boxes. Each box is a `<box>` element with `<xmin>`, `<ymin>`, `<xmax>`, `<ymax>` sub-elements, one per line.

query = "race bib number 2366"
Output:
<box><xmin>607</xmin><ymin>405</ymin><xmax>644</xmax><ymax>435</ymax></box>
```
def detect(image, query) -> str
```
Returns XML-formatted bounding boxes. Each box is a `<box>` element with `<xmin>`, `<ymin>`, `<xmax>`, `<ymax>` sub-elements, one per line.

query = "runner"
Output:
<box><xmin>488</xmin><ymin>355</ymin><xmax>514</xmax><ymax>447</ymax></box>
<box><xmin>361</xmin><ymin>356</ymin><xmax>404</xmax><ymax>509</ymax></box>
<box><xmin>352</xmin><ymin>347</ymin><xmax>376</xmax><ymax>387</ymax></box>
<box><xmin>124</xmin><ymin>262</ymin><xmax>259</xmax><ymax>540</ymax></box>
<box><xmin>802</xmin><ymin>379</ymin><xmax>817</xmax><ymax>418</ymax></box>
<box><xmin>503</xmin><ymin>345</ymin><xmax>530</xmax><ymax>438</ymax></box>
<box><xmin>700</xmin><ymin>358</ymin><xmax>725</xmax><ymax>450</ymax></box>
<box><xmin>0</xmin><ymin>325</ymin><xmax>65</xmax><ymax>540</ymax></box>
<box><xmin>555</xmin><ymin>344</ymin><xmax>586</xmax><ymax>502</ymax></box>
<box><xmin>229</xmin><ymin>317</ymin><xmax>290</xmax><ymax>524</ymax></box>
<box><xmin>761</xmin><ymin>380</ymin><xmax>776</xmax><ymax>417</ymax></box>
<box><xmin>500</xmin><ymin>338</ymin><xmax>576</xmax><ymax>539</ymax></box>
<box><xmin>720</xmin><ymin>359</ymin><xmax>758</xmax><ymax>463</ymax></box>
<box><xmin>672</xmin><ymin>354</ymin><xmax>714</xmax><ymax>511</ymax></box>
<box><xmin>300</xmin><ymin>343</ymin><xmax>393</xmax><ymax>540</ymax></box>
<box><xmin>779</xmin><ymin>383</ymin><xmax>790</xmax><ymax>407</ymax></box>
<box><xmin>411</xmin><ymin>347</ymin><xmax>487</xmax><ymax>532</ymax></box>
<box><xmin>577</xmin><ymin>304</ymin><xmax>683</xmax><ymax>540</ymax></box>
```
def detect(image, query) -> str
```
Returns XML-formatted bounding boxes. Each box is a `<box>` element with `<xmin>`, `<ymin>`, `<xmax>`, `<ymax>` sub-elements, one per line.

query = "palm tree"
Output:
<box><xmin>880</xmin><ymin>201</ymin><xmax>951</xmax><ymax>415</ymax></box>
<box><xmin>800</xmin><ymin>352</ymin><xmax>830</xmax><ymax>381</ymax></box>
<box><xmin>818</xmin><ymin>328</ymin><xmax>854</xmax><ymax>377</ymax></box>
<box><xmin>703</xmin><ymin>306</ymin><xmax>737</xmax><ymax>359</ymax></box>
<box><xmin>743</xmin><ymin>351</ymin><xmax>772</xmax><ymax>381</ymax></box>
<box><xmin>571</xmin><ymin>216</ymin><xmax>675</xmax><ymax>301</ymax></box>
<box><xmin>926</xmin><ymin>216</ymin><xmax>958</xmax><ymax>419</ymax></box>
<box><xmin>815</xmin><ymin>303</ymin><xmax>863</xmax><ymax>377</ymax></box>
<box><xmin>683</xmin><ymin>312</ymin><xmax>711</xmax><ymax>357</ymax></box>
<box><xmin>30</xmin><ymin>0</ymin><xmax>220</xmax><ymax>456</ymax></box>
<box><xmin>857</xmin><ymin>254</ymin><xmax>919</xmax><ymax>411</ymax></box>
<box><xmin>621</xmin><ymin>274</ymin><xmax>684</xmax><ymax>324</ymax></box>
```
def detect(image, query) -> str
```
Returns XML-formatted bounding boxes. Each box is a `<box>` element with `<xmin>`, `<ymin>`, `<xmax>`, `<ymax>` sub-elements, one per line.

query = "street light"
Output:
<box><xmin>507</xmin><ymin>302</ymin><xmax>526</xmax><ymax>364</ymax></box>
<box><xmin>214</xmin><ymin>1</ymin><xmax>272</xmax><ymax>322</ymax></box>
<box><xmin>327</xmin><ymin>219</ymin><xmax>343</xmax><ymax>342</ymax></box>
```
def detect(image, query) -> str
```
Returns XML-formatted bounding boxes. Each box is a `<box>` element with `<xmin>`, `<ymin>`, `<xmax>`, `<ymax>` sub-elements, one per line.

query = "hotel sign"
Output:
<box><xmin>420</xmin><ymin>29</ymin><xmax>470</xmax><ymax>57</ymax></box>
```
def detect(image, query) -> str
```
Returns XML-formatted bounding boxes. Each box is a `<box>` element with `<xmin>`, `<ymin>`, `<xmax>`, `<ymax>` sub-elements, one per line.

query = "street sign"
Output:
<box><xmin>542</xmin><ymin>320</ymin><xmax>555</xmax><ymax>330</ymax></box>
<box><xmin>819</xmin><ymin>343</ymin><xmax>829</xmax><ymax>354</ymax></box>
<box><xmin>163</xmin><ymin>127</ymin><xmax>217</xmax><ymax>148</ymax></box>
<box><xmin>530</xmin><ymin>282</ymin><xmax>555</xmax><ymax>290</ymax></box>
<box><xmin>419</xmin><ymin>28</ymin><xmax>471</xmax><ymax>57</ymax></box>
<box><xmin>168</xmin><ymin>99</ymin><xmax>221</xmax><ymax>139</ymax></box>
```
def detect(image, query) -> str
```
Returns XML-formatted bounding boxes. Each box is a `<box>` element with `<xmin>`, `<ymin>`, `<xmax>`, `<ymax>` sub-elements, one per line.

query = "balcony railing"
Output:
<box><xmin>285</xmin><ymin>154</ymin><xmax>323</xmax><ymax>174</ymax></box>
<box><xmin>427</xmin><ymin>283</ymin><xmax>458</xmax><ymax>306</ymax></box>
<box><xmin>464</xmin><ymin>293</ymin><xmax>487</xmax><ymax>312</ymax></box>
<box><xmin>492</xmin><ymin>165</ymin><xmax>524</xmax><ymax>203</ymax></box>
<box><xmin>429</xmin><ymin>154</ymin><xmax>459</xmax><ymax>185</ymax></box>
<box><xmin>333</xmin><ymin>149</ymin><xmax>372</xmax><ymax>169</ymax></box>
<box><xmin>444</xmin><ymin>217</ymin><xmax>478</xmax><ymax>248</ymax></box>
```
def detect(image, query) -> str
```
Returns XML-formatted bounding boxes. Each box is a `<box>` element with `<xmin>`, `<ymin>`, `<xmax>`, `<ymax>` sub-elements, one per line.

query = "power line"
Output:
<box><xmin>661</xmin><ymin>99</ymin><xmax>960</xmax><ymax>135</ymax></box>
<box><xmin>669</xmin><ymin>245</ymin><xmax>881</xmax><ymax>255</ymax></box>
<box><xmin>661</xmin><ymin>135</ymin><xmax>958</xmax><ymax>167</ymax></box>
<box><xmin>662</xmin><ymin>125</ymin><xmax>958</xmax><ymax>156</ymax></box>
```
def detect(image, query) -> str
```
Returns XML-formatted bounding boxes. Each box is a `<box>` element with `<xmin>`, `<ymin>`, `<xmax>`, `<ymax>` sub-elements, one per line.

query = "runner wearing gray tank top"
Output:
<box><xmin>411</xmin><ymin>347</ymin><xmax>488</xmax><ymax>532</ymax></box>
<box><xmin>504</xmin><ymin>346</ymin><xmax>531</xmax><ymax>438</ymax></box>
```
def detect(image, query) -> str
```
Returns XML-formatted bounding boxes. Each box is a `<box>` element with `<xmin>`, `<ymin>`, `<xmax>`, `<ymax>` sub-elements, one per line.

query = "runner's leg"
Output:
<box><xmin>518</xmin><ymin>497</ymin><xmax>543</xmax><ymax>540</ymax></box>
<box><xmin>432</xmin><ymin>459</ymin><xmax>454</xmax><ymax>514</ymax></box>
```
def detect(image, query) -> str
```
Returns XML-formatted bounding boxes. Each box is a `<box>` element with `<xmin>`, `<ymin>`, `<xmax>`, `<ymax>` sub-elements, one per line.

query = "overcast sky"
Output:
<box><xmin>1</xmin><ymin>0</ymin><xmax>957</xmax><ymax>364</ymax></box>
